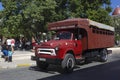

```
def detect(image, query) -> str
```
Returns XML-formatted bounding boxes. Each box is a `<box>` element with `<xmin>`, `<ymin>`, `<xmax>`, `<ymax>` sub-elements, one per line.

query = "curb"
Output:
<box><xmin>108</xmin><ymin>47</ymin><xmax>120</xmax><ymax>50</ymax></box>
<box><xmin>17</xmin><ymin>63</ymin><xmax>35</xmax><ymax>67</ymax></box>
<box><xmin>0</xmin><ymin>63</ymin><xmax>36</xmax><ymax>69</ymax></box>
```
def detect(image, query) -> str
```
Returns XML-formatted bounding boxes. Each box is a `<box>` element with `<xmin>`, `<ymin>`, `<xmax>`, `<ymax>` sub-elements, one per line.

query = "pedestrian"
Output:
<box><xmin>11</xmin><ymin>38</ymin><xmax>15</xmax><ymax>50</ymax></box>
<box><xmin>6</xmin><ymin>37</ymin><xmax>14</xmax><ymax>62</ymax></box>
<box><xmin>1</xmin><ymin>42</ymin><xmax>8</xmax><ymax>62</ymax></box>
<box><xmin>21</xmin><ymin>37</ymin><xmax>26</xmax><ymax>50</ymax></box>
<box><xmin>8</xmin><ymin>46</ymin><xmax>14</xmax><ymax>62</ymax></box>
<box><xmin>32</xmin><ymin>36</ymin><xmax>36</xmax><ymax>50</ymax></box>
<box><xmin>6</xmin><ymin>37</ymin><xmax>12</xmax><ymax>51</ymax></box>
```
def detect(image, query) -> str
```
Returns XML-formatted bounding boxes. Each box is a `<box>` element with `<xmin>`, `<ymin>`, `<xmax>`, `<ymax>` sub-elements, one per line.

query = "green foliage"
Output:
<box><xmin>86</xmin><ymin>8</ymin><xmax>111</xmax><ymax>25</ymax></box>
<box><xmin>0</xmin><ymin>0</ymin><xmax>112</xmax><ymax>37</ymax></box>
<box><xmin>0</xmin><ymin>0</ymin><xmax>56</xmax><ymax>37</ymax></box>
<box><xmin>111</xmin><ymin>16</ymin><xmax>120</xmax><ymax>41</ymax></box>
<box><xmin>54</xmin><ymin>0</ymin><xmax>112</xmax><ymax>25</ymax></box>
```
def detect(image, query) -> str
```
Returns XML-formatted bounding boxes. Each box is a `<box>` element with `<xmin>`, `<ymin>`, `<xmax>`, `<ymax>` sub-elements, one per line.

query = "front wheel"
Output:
<box><xmin>99</xmin><ymin>49</ymin><xmax>108</xmax><ymax>62</ymax></box>
<box><xmin>61</xmin><ymin>54</ymin><xmax>75</xmax><ymax>73</ymax></box>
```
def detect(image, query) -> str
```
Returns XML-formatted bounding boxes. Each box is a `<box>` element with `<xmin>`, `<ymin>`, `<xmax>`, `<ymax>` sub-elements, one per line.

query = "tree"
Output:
<box><xmin>0</xmin><ymin>0</ymin><xmax>112</xmax><ymax>38</ymax></box>
<box><xmin>0</xmin><ymin>0</ymin><xmax>56</xmax><ymax>37</ymax></box>
<box><xmin>111</xmin><ymin>16</ymin><xmax>120</xmax><ymax>41</ymax></box>
<box><xmin>54</xmin><ymin>0</ymin><xmax>112</xmax><ymax>25</ymax></box>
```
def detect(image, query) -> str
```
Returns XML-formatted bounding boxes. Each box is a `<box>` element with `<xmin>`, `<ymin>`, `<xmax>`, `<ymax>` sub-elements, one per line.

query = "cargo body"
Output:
<box><xmin>48</xmin><ymin>18</ymin><xmax>114</xmax><ymax>50</ymax></box>
<box><xmin>33</xmin><ymin>18</ymin><xmax>114</xmax><ymax>73</ymax></box>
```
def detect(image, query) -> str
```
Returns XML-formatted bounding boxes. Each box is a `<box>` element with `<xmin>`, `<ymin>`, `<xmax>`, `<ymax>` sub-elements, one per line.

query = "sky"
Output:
<box><xmin>111</xmin><ymin>0</ymin><xmax>120</xmax><ymax>10</ymax></box>
<box><xmin>0</xmin><ymin>2</ymin><xmax>3</xmax><ymax>10</ymax></box>
<box><xmin>0</xmin><ymin>0</ymin><xmax>120</xmax><ymax>14</ymax></box>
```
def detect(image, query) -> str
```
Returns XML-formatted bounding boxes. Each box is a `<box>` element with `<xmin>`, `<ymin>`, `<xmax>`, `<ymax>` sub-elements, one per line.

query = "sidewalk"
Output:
<box><xmin>108</xmin><ymin>47</ymin><xmax>120</xmax><ymax>50</ymax></box>
<box><xmin>0</xmin><ymin>50</ymin><xmax>36</xmax><ymax>69</ymax></box>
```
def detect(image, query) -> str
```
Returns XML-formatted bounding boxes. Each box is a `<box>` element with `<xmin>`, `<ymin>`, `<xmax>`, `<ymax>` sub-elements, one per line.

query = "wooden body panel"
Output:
<box><xmin>87</xmin><ymin>28</ymin><xmax>114</xmax><ymax>49</ymax></box>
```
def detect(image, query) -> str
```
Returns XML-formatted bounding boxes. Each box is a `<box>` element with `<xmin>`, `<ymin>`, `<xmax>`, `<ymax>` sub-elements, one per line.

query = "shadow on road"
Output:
<box><xmin>29</xmin><ymin>60</ymin><xmax>120</xmax><ymax>80</ymax></box>
<box><xmin>29</xmin><ymin>64</ymin><xmax>78</xmax><ymax>74</ymax></box>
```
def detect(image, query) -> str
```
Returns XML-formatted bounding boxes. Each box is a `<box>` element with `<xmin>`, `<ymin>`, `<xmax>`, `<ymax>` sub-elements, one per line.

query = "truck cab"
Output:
<box><xmin>35</xmin><ymin>29</ymin><xmax>83</xmax><ymax>72</ymax></box>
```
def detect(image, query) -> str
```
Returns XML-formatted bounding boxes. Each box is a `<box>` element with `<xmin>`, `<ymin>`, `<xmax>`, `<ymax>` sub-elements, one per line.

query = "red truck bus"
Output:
<box><xmin>32</xmin><ymin>18</ymin><xmax>114</xmax><ymax>73</ymax></box>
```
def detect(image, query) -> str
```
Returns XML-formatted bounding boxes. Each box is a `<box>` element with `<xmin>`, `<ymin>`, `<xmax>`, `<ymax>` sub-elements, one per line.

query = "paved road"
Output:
<box><xmin>0</xmin><ymin>48</ymin><xmax>120</xmax><ymax>80</ymax></box>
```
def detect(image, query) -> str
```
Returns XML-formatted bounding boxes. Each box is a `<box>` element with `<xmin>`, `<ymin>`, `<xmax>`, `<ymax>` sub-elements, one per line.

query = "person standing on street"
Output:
<box><xmin>32</xmin><ymin>36</ymin><xmax>36</xmax><ymax>50</ymax></box>
<box><xmin>11</xmin><ymin>38</ymin><xmax>15</xmax><ymax>50</ymax></box>
<box><xmin>6</xmin><ymin>37</ymin><xmax>12</xmax><ymax>49</ymax></box>
<box><xmin>1</xmin><ymin>41</ymin><xmax>8</xmax><ymax>62</ymax></box>
<box><xmin>8</xmin><ymin>46</ymin><xmax>14</xmax><ymax>62</ymax></box>
<box><xmin>21</xmin><ymin>37</ymin><xmax>26</xmax><ymax>50</ymax></box>
<box><xmin>6</xmin><ymin>37</ymin><xmax>13</xmax><ymax>62</ymax></box>
<box><xmin>8</xmin><ymin>38</ymin><xmax>15</xmax><ymax>62</ymax></box>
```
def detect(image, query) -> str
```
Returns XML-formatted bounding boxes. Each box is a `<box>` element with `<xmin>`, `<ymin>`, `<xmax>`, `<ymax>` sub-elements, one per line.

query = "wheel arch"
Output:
<box><xmin>61</xmin><ymin>50</ymin><xmax>75</xmax><ymax>60</ymax></box>
<box><xmin>66</xmin><ymin>50</ymin><xmax>75</xmax><ymax>56</ymax></box>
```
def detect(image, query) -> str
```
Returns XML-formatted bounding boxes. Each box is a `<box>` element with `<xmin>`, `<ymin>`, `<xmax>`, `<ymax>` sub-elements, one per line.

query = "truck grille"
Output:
<box><xmin>37</xmin><ymin>48</ymin><xmax>56</xmax><ymax>56</ymax></box>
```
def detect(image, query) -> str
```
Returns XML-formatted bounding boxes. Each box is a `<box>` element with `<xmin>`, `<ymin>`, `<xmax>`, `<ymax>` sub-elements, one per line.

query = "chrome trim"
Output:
<box><xmin>37</xmin><ymin>48</ymin><xmax>56</xmax><ymax>56</ymax></box>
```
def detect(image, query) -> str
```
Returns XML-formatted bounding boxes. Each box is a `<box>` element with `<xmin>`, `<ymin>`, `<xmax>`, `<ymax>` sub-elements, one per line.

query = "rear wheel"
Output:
<box><xmin>61</xmin><ymin>53</ymin><xmax>75</xmax><ymax>73</ymax></box>
<box><xmin>36</xmin><ymin>60</ymin><xmax>49</xmax><ymax>70</ymax></box>
<box><xmin>99</xmin><ymin>49</ymin><xmax>108</xmax><ymax>62</ymax></box>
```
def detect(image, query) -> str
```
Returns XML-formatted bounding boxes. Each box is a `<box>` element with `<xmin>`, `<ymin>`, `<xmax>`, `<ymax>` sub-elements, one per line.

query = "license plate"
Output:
<box><xmin>39</xmin><ymin>58</ymin><xmax>46</xmax><ymax>61</ymax></box>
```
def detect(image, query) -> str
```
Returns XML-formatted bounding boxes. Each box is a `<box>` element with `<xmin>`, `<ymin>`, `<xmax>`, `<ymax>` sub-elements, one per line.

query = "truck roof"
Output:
<box><xmin>89</xmin><ymin>19</ymin><xmax>114</xmax><ymax>31</ymax></box>
<box><xmin>48</xmin><ymin>18</ymin><xmax>114</xmax><ymax>31</ymax></box>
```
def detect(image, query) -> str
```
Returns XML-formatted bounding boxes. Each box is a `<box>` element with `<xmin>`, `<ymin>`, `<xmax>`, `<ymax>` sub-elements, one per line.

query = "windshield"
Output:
<box><xmin>53</xmin><ymin>31</ymin><xmax>72</xmax><ymax>40</ymax></box>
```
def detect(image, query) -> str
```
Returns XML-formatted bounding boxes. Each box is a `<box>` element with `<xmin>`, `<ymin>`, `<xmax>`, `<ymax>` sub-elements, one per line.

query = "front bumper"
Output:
<box><xmin>31</xmin><ymin>56</ymin><xmax>62</xmax><ymax>65</ymax></box>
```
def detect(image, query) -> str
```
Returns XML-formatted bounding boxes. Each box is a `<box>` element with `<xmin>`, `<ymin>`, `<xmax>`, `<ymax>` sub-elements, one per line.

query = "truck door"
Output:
<box><xmin>74</xmin><ymin>28</ymin><xmax>88</xmax><ymax>52</ymax></box>
<box><xmin>74</xmin><ymin>31</ymin><xmax>82</xmax><ymax>54</ymax></box>
<box><xmin>74</xmin><ymin>39</ymin><xmax>82</xmax><ymax>54</ymax></box>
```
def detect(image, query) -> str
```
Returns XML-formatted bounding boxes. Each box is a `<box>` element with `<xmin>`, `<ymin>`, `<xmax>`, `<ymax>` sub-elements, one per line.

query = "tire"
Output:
<box><xmin>36</xmin><ymin>60</ymin><xmax>49</xmax><ymax>70</ymax></box>
<box><xmin>99</xmin><ymin>49</ymin><xmax>108</xmax><ymax>62</ymax></box>
<box><xmin>61</xmin><ymin>53</ymin><xmax>75</xmax><ymax>73</ymax></box>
